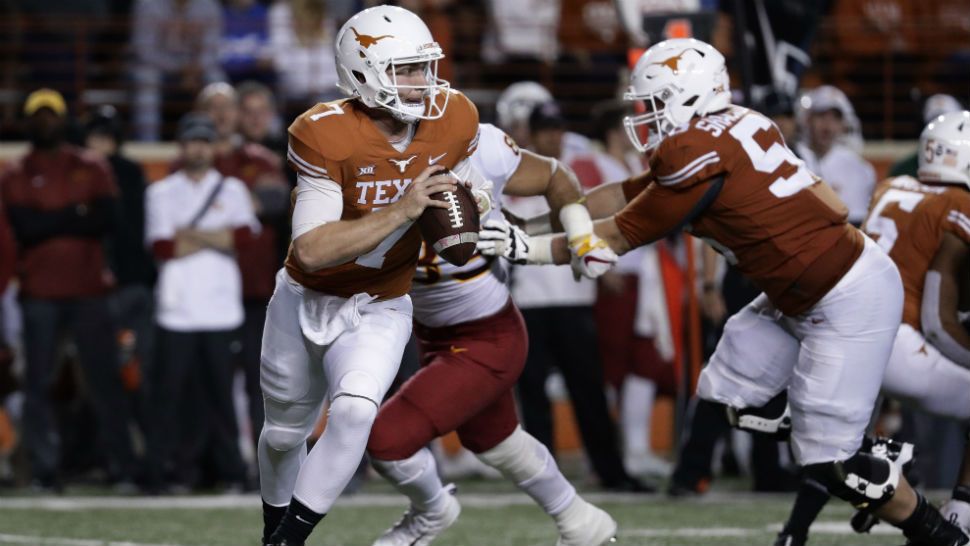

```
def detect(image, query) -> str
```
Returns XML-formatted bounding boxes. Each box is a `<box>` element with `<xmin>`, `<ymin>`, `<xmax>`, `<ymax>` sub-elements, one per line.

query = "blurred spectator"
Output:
<box><xmin>268</xmin><ymin>0</ymin><xmax>340</xmax><ymax>117</ymax></box>
<box><xmin>483</xmin><ymin>0</ymin><xmax>559</xmax><ymax>64</ymax></box>
<box><xmin>495</xmin><ymin>81</ymin><xmax>594</xmax><ymax>158</ymax></box>
<box><xmin>507</xmin><ymin>101</ymin><xmax>649</xmax><ymax>492</ymax></box>
<box><xmin>574</xmin><ymin>101</ymin><xmax>674</xmax><ymax>478</ymax></box>
<box><xmin>83</xmin><ymin>105</ymin><xmax>155</xmax><ymax>428</ymax></box>
<box><xmin>220</xmin><ymin>0</ymin><xmax>273</xmax><ymax>84</ymax></box>
<box><xmin>143</xmin><ymin>114</ymin><xmax>256</xmax><ymax>492</ymax></box>
<box><xmin>795</xmin><ymin>85</ymin><xmax>876</xmax><ymax>226</ymax></box>
<box><xmin>237</xmin><ymin>80</ymin><xmax>285</xmax><ymax>156</ymax></box>
<box><xmin>0</xmin><ymin>89</ymin><xmax>135</xmax><ymax>490</ymax></box>
<box><xmin>194</xmin><ymin>82</ymin><xmax>288</xmax><ymax>452</ymax></box>
<box><xmin>889</xmin><ymin>94</ymin><xmax>964</xmax><ymax>178</ymax></box>
<box><xmin>131</xmin><ymin>0</ymin><xmax>225</xmax><ymax>141</ymax></box>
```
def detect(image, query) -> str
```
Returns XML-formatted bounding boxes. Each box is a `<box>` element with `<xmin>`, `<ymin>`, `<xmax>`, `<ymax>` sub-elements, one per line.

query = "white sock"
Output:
<box><xmin>257</xmin><ymin>427</ymin><xmax>308</xmax><ymax>506</ymax></box>
<box><xmin>621</xmin><ymin>375</ymin><xmax>656</xmax><ymax>457</ymax></box>
<box><xmin>373</xmin><ymin>447</ymin><xmax>449</xmax><ymax>512</ymax></box>
<box><xmin>476</xmin><ymin>426</ymin><xmax>576</xmax><ymax>516</ymax></box>
<box><xmin>291</xmin><ymin>395</ymin><xmax>377</xmax><ymax>514</ymax></box>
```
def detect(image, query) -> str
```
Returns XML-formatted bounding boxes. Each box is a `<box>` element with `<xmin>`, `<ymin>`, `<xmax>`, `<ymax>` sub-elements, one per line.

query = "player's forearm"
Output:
<box><xmin>543</xmin><ymin>164</ymin><xmax>584</xmax><ymax>230</ymax></box>
<box><xmin>584</xmin><ymin>182</ymin><xmax>629</xmax><ymax>219</ymax></box>
<box><xmin>292</xmin><ymin>204</ymin><xmax>410</xmax><ymax>272</ymax></box>
<box><xmin>539</xmin><ymin>217</ymin><xmax>632</xmax><ymax>266</ymax></box>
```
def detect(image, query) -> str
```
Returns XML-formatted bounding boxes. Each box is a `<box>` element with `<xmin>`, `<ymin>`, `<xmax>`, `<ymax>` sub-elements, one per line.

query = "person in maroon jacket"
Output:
<box><xmin>0</xmin><ymin>89</ymin><xmax>136</xmax><ymax>490</ymax></box>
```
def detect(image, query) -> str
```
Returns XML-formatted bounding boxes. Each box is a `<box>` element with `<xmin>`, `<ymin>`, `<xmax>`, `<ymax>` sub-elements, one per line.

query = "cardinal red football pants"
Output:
<box><xmin>368</xmin><ymin>300</ymin><xmax>528</xmax><ymax>460</ymax></box>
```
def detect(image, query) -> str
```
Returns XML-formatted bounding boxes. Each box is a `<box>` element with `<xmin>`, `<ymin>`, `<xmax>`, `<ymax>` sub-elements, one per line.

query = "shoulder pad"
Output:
<box><xmin>288</xmin><ymin>99</ymin><xmax>357</xmax><ymax>163</ymax></box>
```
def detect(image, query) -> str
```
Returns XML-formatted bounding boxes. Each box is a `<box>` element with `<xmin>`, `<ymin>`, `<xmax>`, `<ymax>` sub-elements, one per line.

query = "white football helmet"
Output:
<box><xmin>918</xmin><ymin>110</ymin><xmax>970</xmax><ymax>190</ymax></box>
<box><xmin>495</xmin><ymin>81</ymin><xmax>553</xmax><ymax>130</ymax></box>
<box><xmin>335</xmin><ymin>5</ymin><xmax>450</xmax><ymax>123</ymax></box>
<box><xmin>623</xmin><ymin>38</ymin><xmax>730</xmax><ymax>152</ymax></box>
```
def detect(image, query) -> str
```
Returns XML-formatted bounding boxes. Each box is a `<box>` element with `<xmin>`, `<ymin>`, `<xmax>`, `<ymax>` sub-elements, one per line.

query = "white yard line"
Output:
<box><xmin>621</xmin><ymin>521</ymin><xmax>900</xmax><ymax>537</ymax></box>
<box><xmin>0</xmin><ymin>534</ymin><xmax>183</xmax><ymax>546</ymax></box>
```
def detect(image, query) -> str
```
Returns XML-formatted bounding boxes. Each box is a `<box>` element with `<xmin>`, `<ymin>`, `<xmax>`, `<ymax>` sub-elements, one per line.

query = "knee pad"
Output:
<box><xmin>862</xmin><ymin>436</ymin><xmax>917</xmax><ymax>475</ymax></box>
<box><xmin>261</xmin><ymin>423</ymin><xmax>309</xmax><ymax>452</ymax></box>
<box><xmin>726</xmin><ymin>391</ymin><xmax>792</xmax><ymax>440</ymax></box>
<box><xmin>805</xmin><ymin>452</ymin><xmax>900</xmax><ymax>510</ymax></box>
<box><xmin>333</xmin><ymin>369</ymin><xmax>383</xmax><ymax>406</ymax></box>
<box><xmin>329</xmin><ymin>393</ymin><xmax>378</xmax><ymax>430</ymax></box>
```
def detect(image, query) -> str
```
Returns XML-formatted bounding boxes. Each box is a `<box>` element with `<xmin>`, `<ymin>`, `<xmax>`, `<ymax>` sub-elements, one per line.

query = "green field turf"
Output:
<box><xmin>0</xmin><ymin>480</ymin><xmax>919</xmax><ymax>546</ymax></box>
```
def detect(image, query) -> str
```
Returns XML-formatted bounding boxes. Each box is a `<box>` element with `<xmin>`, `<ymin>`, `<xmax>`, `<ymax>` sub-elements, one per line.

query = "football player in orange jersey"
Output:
<box><xmin>480</xmin><ymin>38</ymin><xmax>967</xmax><ymax>545</ymax></box>
<box><xmin>775</xmin><ymin>111</ymin><xmax>970</xmax><ymax>546</ymax></box>
<box><xmin>258</xmin><ymin>6</ymin><xmax>476</xmax><ymax>546</ymax></box>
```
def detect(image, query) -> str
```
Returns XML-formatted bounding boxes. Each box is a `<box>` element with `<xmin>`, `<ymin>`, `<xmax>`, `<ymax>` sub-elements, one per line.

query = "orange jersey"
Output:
<box><xmin>616</xmin><ymin>106</ymin><xmax>864</xmax><ymax>316</ymax></box>
<box><xmin>863</xmin><ymin>176</ymin><xmax>970</xmax><ymax>328</ymax></box>
<box><xmin>283</xmin><ymin>91</ymin><xmax>480</xmax><ymax>299</ymax></box>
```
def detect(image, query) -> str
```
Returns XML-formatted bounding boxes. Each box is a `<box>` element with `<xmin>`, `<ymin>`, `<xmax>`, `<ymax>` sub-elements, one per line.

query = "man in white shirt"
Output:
<box><xmin>795</xmin><ymin>85</ymin><xmax>876</xmax><ymax>226</ymax></box>
<box><xmin>143</xmin><ymin>113</ymin><xmax>259</xmax><ymax>492</ymax></box>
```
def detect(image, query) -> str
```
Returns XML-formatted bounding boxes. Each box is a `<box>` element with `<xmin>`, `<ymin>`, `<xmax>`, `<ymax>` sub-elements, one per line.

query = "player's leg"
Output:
<box><xmin>257</xmin><ymin>272</ymin><xmax>327</xmax><ymax>544</ymax></box>
<box><xmin>366</xmin><ymin>302</ymin><xmax>527</xmax><ymax>546</ymax></box>
<box><xmin>673</xmin><ymin>295</ymin><xmax>798</xmax><ymax>496</ymax></box>
<box><xmin>943</xmin><ymin>440</ymin><xmax>970</xmax><ymax>536</ymax></box>
<box><xmin>271</xmin><ymin>297</ymin><xmax>412</xmax><ymax>545</ymax></box>
<box><xmin>789</xmin><ymin>241</ymin><xmax>966</xmax><ymax>545</ymax></box>
<box><xmin>463</xmin><ymin>392</ymin><xmax>617</xmax><ymax>546</ymax></box>
<box><xmin>883</xmin><ymin>324</ymin><xmax>970</xmax><ymax>536</ymax></box>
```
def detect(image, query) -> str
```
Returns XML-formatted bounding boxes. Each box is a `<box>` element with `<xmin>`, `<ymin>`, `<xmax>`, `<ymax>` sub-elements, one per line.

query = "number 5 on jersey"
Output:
<box><xmin>729</xmin><ymin>114</ymin><xmax>815</xmax><ymax>198</ymax></box>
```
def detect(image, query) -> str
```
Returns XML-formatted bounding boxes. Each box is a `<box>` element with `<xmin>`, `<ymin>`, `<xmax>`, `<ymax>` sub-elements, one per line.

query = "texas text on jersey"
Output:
<box><xmin>864</xmin><ymin>175</ymin><xmax>970</xmax><ymax>328</ymax></box>
<box><xmin>283</xmin><ymin>90</ymin><xmax>479</xmax><ymax>300</ymax></box>
<box><xmin>615</xmin><ymin>105</ymin><xmax>864</xmax><ymax>316</ymax></box>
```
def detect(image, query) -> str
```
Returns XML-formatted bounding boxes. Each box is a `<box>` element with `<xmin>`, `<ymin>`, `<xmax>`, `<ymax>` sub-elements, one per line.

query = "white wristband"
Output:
<box><xmin>559</xmin><ymin>202</ymin><xmax>593</xmax><ymax>243</ymax></box>
<box><xmin>526</xmin><ymin>235</ymin><xmax>555</xmax><ymax>265</ymax></box>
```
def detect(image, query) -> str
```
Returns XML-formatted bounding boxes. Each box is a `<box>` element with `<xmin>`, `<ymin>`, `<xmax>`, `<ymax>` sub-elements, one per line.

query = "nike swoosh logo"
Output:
<box><xmin>295</xmin><ymin>515</ymin><xmax>312</xmax><ymax>525</ymax></box>
<box><xmin>429</xmin><ymin>152</ymin><xmax>448</xmax><ymax>165</ymax></box>
<box><xmin>450</xmin><ymin>345</ymin><xmax>468</xmax><ymax>354</ymax></box>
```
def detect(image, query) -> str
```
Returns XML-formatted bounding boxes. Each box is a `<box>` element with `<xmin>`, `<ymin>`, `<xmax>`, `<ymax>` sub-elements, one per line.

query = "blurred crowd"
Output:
<box><xmin>0</xmin><ymin>0</ymin><xmax>969</xmax><ymax>140</ymax></box>
<box><xmin>0</xmin><ymin>0</ymin><xmax>967</xmax><ymax>496</ymax></box>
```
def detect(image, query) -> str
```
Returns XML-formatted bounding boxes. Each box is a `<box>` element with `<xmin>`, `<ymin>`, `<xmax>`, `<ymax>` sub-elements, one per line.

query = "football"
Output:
<box><xmin>418</xmin><ymin>181</ymin><xmax>480</xmax><ymax>266</ymax></box>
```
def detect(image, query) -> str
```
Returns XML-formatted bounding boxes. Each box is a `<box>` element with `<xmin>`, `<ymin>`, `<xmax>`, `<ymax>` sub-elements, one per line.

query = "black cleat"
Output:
<box><xmin>263</xmin><ymin>540</ymin><xmax>304</xmax><ymax>546</ymax></box>
<box><xmin>773</xmin><ymin>532</ymin><xmax>806</xmax><ymax>546</ymax></box>
<box><xmin>851</xmin><ymin>509</ymin><xmax>880</xmax><ymax>534</ymax></box>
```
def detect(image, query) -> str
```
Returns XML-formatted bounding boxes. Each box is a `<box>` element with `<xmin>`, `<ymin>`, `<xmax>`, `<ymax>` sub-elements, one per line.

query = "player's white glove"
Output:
<box><xmin>477</xmin><ymin>218</ymin><xmax>534</xmax><ymax>264</ymax></box>
<box><xmin>471</xmin><ymin>179</ymin><xmax>493</xmax><ymax>216</ymax></box>
<box><xmin>568</xmin><ymin>233</ymin><xmax>618</xmax><ymax>279</ymax></box>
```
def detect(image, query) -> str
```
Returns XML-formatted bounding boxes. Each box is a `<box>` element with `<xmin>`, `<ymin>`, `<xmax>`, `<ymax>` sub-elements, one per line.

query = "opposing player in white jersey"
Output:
<box><xmin>258</xmin><ymin>6</ymin><xmax>492</xmax><ymax>546</ymax></box>
<box><xmin>775</xmin><ymin>111</ymin><xmax>970</xmax><ymax>546</ymax></box>
<box><xmin>364</xmin><ymin>123</ymin><xmax>618</xmax><ymax>546</ymax></box>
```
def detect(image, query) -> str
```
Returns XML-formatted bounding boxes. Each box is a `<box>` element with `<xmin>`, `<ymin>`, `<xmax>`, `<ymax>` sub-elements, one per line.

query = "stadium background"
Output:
<box><xmin>0</xmin><ymin>0</ymin><xmax>967</xmax><ymax>545</ymax></box>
